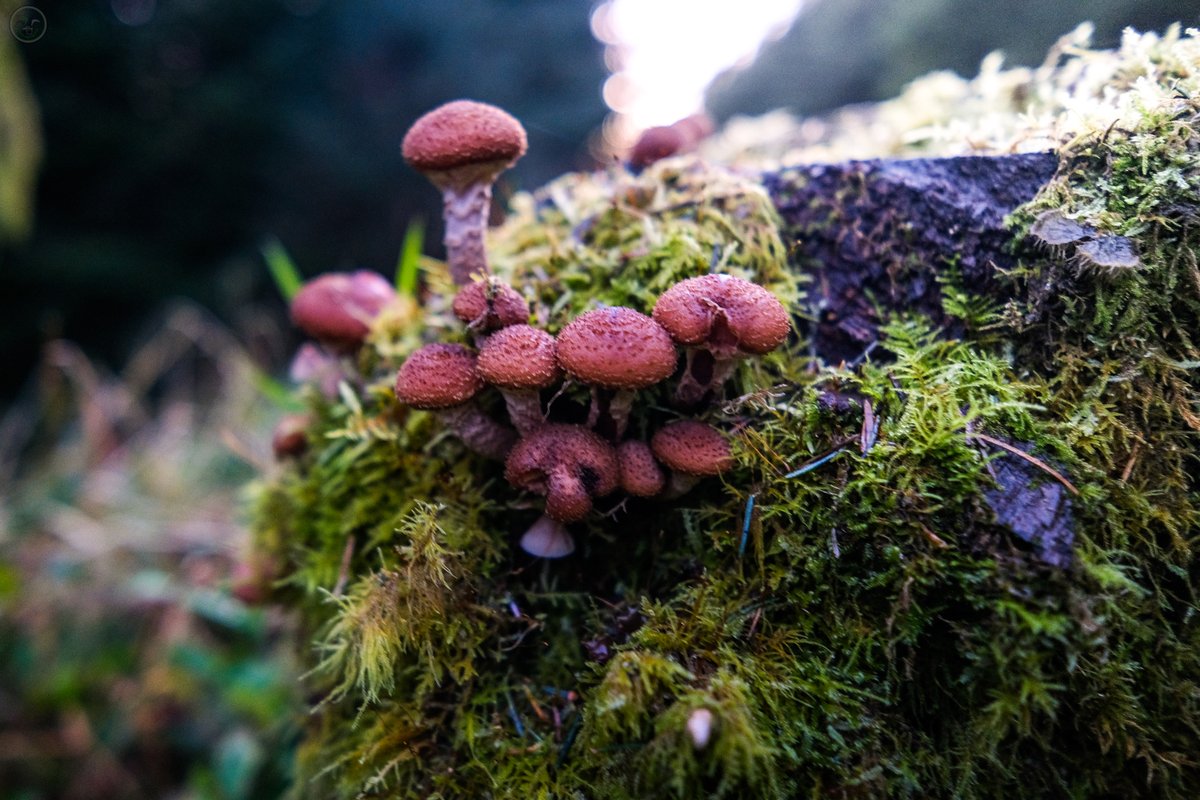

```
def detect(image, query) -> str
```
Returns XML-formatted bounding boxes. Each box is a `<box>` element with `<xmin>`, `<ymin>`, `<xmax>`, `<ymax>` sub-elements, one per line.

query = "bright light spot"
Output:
<box><xmin>592</xmin><ymin>0</ymin><xmax>803</xmax><ymax>141</ymax></box>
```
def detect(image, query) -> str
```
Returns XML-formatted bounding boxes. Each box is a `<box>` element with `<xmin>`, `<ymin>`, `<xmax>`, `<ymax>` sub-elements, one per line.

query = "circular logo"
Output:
<box><xmin>10</xmin><ymin>6</ymin><xmax>47</xmax><ymax>43</ymax></box>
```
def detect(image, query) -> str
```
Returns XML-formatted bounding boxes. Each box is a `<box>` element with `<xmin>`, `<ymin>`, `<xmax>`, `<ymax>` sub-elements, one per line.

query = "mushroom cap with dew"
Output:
<box><xmin>453</xmin><ymin>278</ymin><xmax>529</xmax><ymax>331</ymax></box>
<box><xmin>402</xmin><ymin>100</ymin><xmax>528</xmax><ymax>174</ymax></box>
<box><xmin>395</xmin><ymin>343</ymin><xmax>484</xmax><ymax>409</ymax></box>
<box><xmin>651</xmin><ymin>419</ymin><xmax>734</xmax><ymax>476</ymax></box>
<box><xmin>290</xmin><ymin>271</ymin><xmax>395</xmax><ymax>351</ymax></box>
<box><xmin>478</xmin><ymin>325</ymin><xmax>559</xmax><ymax>390</ymax></box>
<box><xmin>555</xmin><ymin>307</ymin><xmax>677</xmax><ymax>390</ymax></box>
<box><xmin>617</xmin><ymin>440</ymin><xmax>666</xmax><ymax>497</ymax></box>
<box><xmin>653</xmin><ymin>274</ymin><xmax>790</xmax><ymax>357</ymax></box>
<box><xmin>505</xmin><ymin>424</ymin><xmax>619</xmax><ymax>523</ymax></box>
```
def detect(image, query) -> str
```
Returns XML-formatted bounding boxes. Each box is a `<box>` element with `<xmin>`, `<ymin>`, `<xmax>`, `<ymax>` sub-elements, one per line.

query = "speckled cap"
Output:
<box><xmin>617</xmin><ymin>439</ymin><xmax>666</xmax><ymax>497</ymax></box>
<box><xmin>394</xmin><ymin>343</ymin><xmax>483</xmax><ymax>409</ymax></box>
<box><xmin>290</xmin><ymin>270</ymin><xmax>395</xmax><ymax>351</ymax></box>
<box><xmin>653</xmin><ymin>274</ymin><xmax>790</xmax><ymax>357</ymax></box>
<box><xmin>453</xmin><ymin>278</ymin><xmax>530</xmax><ymax>331</ymax></box>
<box><xmin>402</xmin><ymin>100</ymin><xmax>527</xmax><ymax>173</ymax></box>
<box><xmin>651</xmin><ymin>419</ymin><xmax>734</xmax><ymax>476</ymax></box>
<box><xmin>477</xmin><ymin>325</ymin><xmax>560</xmax><ymax>390</ymax></box>
<box><xmin>505</xmin><ymin>424</ymin><xmax>619</xmax><ymax>522</ymax></box>
<box><xmin>555</xmin><ymin>307</ymin><xmax>677</xmax><ymax>390</ymax></box>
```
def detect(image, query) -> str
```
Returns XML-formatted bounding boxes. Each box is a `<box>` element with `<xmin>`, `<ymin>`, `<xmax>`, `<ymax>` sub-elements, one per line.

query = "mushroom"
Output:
<box><xmin>652</xmin><ymin>274</ymin><xmax>790</xmax><ymax>406</ymax></box>
<box><xmin>555</xmin><ymin>307</ymin><xmax>677</xmax><ymax>439</ymax></box>
<box><xmin>394</xmin><ymin>343</ymin><xmax>516</xmax><ymax>460</ymax></box>
<box><xmin>616</xmin><ymin>439</ymin><xmax>666</xmax><ymax>498</ymax></box>
<box><xmin>504</xmin><ymin>424</ymin><xmax>619</xmax><ymax>557</ymax></box>
<box><xmin>477</xmin><ymin>324</ymin><xmax>560</xmax><ymax>435</ymax></box>
<box><xmin>650</xmin><ymin>419</ymin><xmax>734</xmax><ymax>497</ymax></box>
<box><xmin>629</xmin><ymin>125</ymin><xmax>686</xmax><ymax>171</ymax></box>
<box><xmin>288</xmin><ymin>342</ymin><xmax>343</xmax><ymax>400</ymax></box>
<box><xmin>402</xmin><ymin>100</ymin><xmax>528</xmax><ymax>286</ymax></box>
<box><xmin>272</xmin><ymin>413</ymin><xmax>313</xmax><ymax>460</ymax></box>
<box><xmin>628</xmin><ymin>113</ymin><xmax>713</xmax><ymax>171</ymax></box>
<box><xmin>290</xmin><ymin>270</ymin><xmax>396</xmax><ymax>353</ymax></box>
<box><xmin>452</xmin><ymin>276</ymin><xmax>530</xmax><ymax>338</ymax></box>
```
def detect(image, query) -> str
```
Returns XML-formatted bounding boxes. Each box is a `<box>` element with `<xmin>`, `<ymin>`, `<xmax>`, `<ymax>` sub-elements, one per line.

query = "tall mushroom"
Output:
<box><xmin>477</xmin><ymin>324</ymin><xmax>560</xmax><ymax>435</ymax></box>
<box><xmin>652</xmin><ymin>274</ymin><xmax>790</xmax><ymax>406</ymax></box>
<box><xmin>504</xmin><ymin>424</ymin><xmax>619</xmax><ymax>558</ymax></box>
<box><xmin>394</xmin><ymin>343</ymin><xmax>516</xmax><ymax>460</ymax></box>
<box><xmin>650</xmin><ymin>419</ymin><xmax>734</xmax><ymax>497</ymax></box>
<box><xmin>555</xmin><ymin>307</ymin><xmax>677</xmax><ymax>439</ymax></box>
<box><xmin>402</xmin><ymin>100</ymin><xmax>528</xmax><ymax>286</ymax></box>
<box><xmin>290</xmin><ymin>270</ymin><xmax>396</xmax><ymax>354</ymax></box>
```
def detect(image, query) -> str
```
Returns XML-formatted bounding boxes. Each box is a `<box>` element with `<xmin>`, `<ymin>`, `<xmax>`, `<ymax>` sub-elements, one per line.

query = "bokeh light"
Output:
<box><xmin>592</xmin><ymin>0</ymin><xmax>804</xmax><ymax>152</ymax></box>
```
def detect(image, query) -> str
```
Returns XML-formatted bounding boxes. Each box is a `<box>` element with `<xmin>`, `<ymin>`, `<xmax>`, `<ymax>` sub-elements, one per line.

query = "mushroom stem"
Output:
<box><xmin>585</xmin><ymin>388</ymin><xmax>636</xmax><ymax>440</ymax></box>
<box><xmin>439</xmin><ymin>403</ymin><xmax>517</xmax><ymax>461</ymax></box>
<box><xmin>519</xmin><ymin>514</ymin><xmax>576</xmax><ymax>558</ymax></box>
<box><xmin>499</xmin><ymin>388</ymin><xmax>545</xmax><ymax>436</ymax></box>
<box><xmin>441</xmin><ymin>180</ymin><xmax>493</xmax><ymax>286</ymax></box>
<box><xmin>675</xmin><ymin>349</ymin><xmax>737</xmax><ymax>407</ymax></box>
<box><xmin>662</xmin><ymin>471</ymin><xmax>702</xmax><ymax>499</ymax></box>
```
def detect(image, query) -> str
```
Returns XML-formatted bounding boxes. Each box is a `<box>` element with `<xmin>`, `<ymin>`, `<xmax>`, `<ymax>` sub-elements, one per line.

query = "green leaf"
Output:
<box><xmin>395</xmin><ymin>218</ymin><xmax>424</xmax><ymax>296</ymax></box>
<box><xmin>261</xmin><ymin>236</ymin><xmax>303</xmax><ymax>300</ymax></box>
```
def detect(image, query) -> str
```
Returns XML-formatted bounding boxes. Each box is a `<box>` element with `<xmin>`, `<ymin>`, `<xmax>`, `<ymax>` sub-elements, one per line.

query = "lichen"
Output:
<box><xmin>249</xmin><ymin>29</ymin><xmax>1199</xmax><ymax>800</ymax></box>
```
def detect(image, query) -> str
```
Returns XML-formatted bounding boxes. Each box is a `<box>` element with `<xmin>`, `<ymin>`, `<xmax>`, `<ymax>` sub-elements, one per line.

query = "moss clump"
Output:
<box><xmin>249</xmin><ymin>30</ymin><xmax>1199</xmax><ymax>800</ymax></box>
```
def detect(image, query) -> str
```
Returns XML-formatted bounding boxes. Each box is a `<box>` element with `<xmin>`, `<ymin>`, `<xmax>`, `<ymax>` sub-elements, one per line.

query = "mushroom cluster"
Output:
<box><xmin>276</xmin><ymin>101</ymin><xmax>792</xmax><ymax>560</ymax></box>
<box><xmin>390</xmin><ymin>270</ymin><xmax>788</xmax><ymax>557</ymax></box>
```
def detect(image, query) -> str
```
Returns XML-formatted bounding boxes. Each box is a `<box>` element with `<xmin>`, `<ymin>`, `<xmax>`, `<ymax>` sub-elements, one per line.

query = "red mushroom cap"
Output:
<box><xmin>477</xmin><ymin>325</ymin><xmax>560</xmax><ymax>390</ymax></box>
<box><xmin>555</xmin><ymin>307</ymin><xmax>677</xmax><ymax>390</ymax></box>
<box><xmin>272</xmin><ymin>413</ymin><xmax>313</xmax><ymax>460</ymax></box>
<box><xmin>290</xmin><ymin>271</ymin><xmax>396</xmax><ymax>352</ymax></box>
<box><xmin>402</xmin><ymin>100</ymin><xmax>528</xmax><ymax>174</ymax></box>
<box><xmin>505</xmin><ymin>424</ymin><xmax>619</xmax><ymax>522</ymax></box>
<box><xmin>651</xmin><ymin>420</ymin><xmax>734</xmax><ymax>476</ymax></box>
<box><xmin>395</xmin><ymin>343</ymin><xmax>483</xmax><ymax>409</ymax></box>
<box><xmin>617</xmin><ymin>439</ymin><xmax>666</xmax><ymax>497</ymax></box>
<box><xmin>629</xmin><ymin>125</ymin><xmax>686</xmax><ymax>169</ymax></box>
<box><xmin>653</xmin><ymin>274</ymin><xmax>790</xmax><ymax>357</ymax></box>
<box><xmin>453</xmin><ymin>277</ymin><xmax>529</xmax><ymax>331</ymax></box>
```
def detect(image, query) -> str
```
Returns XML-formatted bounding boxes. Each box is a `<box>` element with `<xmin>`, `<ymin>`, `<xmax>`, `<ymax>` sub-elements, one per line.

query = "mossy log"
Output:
<box><xmin>249</xmin><ymin>30</ymin><xmax>1200</xmax><ymax>800</ymax></box>
<box><xmin>764</xmin><ymin>153</ymin><xmax>1058</xmax><ymax>361</ymax></box>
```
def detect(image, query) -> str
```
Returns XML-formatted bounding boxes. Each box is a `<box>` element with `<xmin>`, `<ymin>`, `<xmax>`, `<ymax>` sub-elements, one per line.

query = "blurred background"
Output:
<box><xmin>1</xmin><ymin>1</ymin><xmax>1197</xmax><ymax>798</ymax></box>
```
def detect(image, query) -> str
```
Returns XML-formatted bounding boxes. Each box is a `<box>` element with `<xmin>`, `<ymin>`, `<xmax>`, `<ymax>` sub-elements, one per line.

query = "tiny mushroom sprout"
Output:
<box><xmin>653</xmin><ymin>273</ymin><xmax>790</xmax><ymax>406</ymax></box>
<box><xmin>555</xmin><ymin>306</ymin><xmax>678</xmax><ymax>439</ymax></box>
<box><xmin>650</xmin><ymin>418</ymin><xmax>734</xmax><ymax>497</ymax></box>
<box><xmin>452</xmin><ymin>276</ymin><xmax>530</xmax><ymax>335</ymax></box>
<box><xmin>290</xmin><ymin>270</ymin><xmax>396</xmax><ymax>353</ymax></box>
<box><xmin>477</xmin><ymin>324</ymin><xmax>560</xmax><ymax>435</ymax></box>
<box><xmin>272</xmin><ymin>413</ymin><xmax>313</xmax><ymax>460</ymax></box>
<box><xmin>402</xmin><ymin>100</ymin><xmax>528</xmax><ymax>286</ymax></box>
<box><xmin>616</xmin><ymin>439</ymin><xmax>666</xmax><ymax>498</ymax></box>
<box><xmin>504</xmin><ymin>423</ymin><xmax>620</xmax><ymax>558</ymax></box>
<box><xmin>395</xmin><ymin>343</ymin><xmax>516</xmax><ymax>461</ymax></box>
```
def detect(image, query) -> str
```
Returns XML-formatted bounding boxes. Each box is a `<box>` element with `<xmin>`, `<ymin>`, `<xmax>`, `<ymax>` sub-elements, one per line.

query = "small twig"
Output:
<box><xmin>505</xmin><ymin>690</ymin><xmax>526</xmax><ymax>738</ymax></box>
<box><xmin>1120</xmin><ymin>442</ymin><xmax>1142</xmax><ymax>483</ymax></box>
<box><xmin>968</xmin><ymin>432</ymin><xmax>1080</xmax><ymax>496</ymax></box>
<box><xmin>556</xmin><ymin>714</ymin><xmax>583</xmax><ymax>769</ymax></box>
<box><xmin>332</xmin><ymin>535</ymin><xmax>357</xmax><ymax>596</ymax></box>
<box><xmin>919</xmin><ymin>523</ymin><xmax>950</xmax><ymax>549</ymax></box>
<box><xmin>523</xmin><ymin>684</ymin><xmax>548</xmax><ymax>722</ymax></box>
<box><xmin>784</xmin><ymin>444</ymin><xmax>848</xmax><ymax>479</ymax></box>
<box><xmin>738</xmin><ymin>493</ymin><xmax>756</xmax><ymax>557</ymax></box>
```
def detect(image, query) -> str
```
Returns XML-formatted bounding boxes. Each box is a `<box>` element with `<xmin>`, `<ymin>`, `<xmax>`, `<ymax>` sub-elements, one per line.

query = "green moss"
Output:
<box><xmin>250</xmin><ymin>33</ymin><xmax>1200</xmax><ymax>800</ymax></box>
